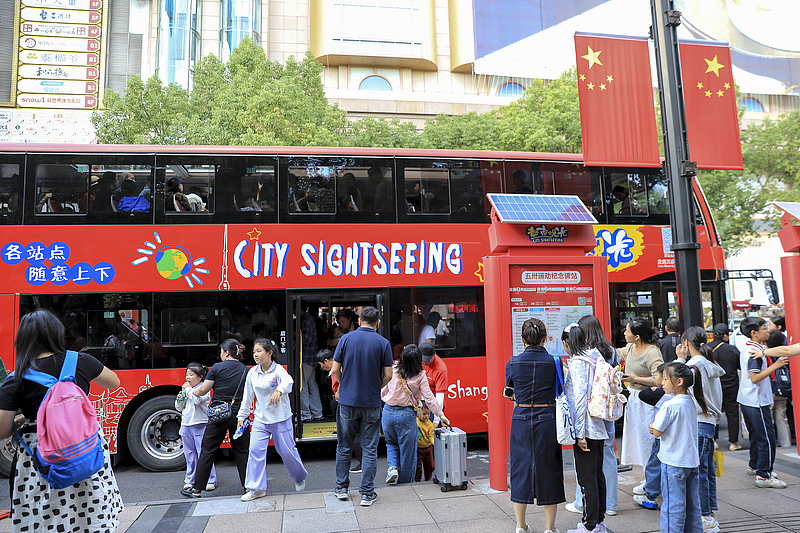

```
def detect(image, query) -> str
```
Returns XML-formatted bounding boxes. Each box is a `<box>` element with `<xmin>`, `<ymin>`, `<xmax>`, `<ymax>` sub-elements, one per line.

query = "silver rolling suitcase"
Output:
<box><xmin>432</xmin><ymin>426</ymin><xmax>468</xmax><ymax>492</ymax></box>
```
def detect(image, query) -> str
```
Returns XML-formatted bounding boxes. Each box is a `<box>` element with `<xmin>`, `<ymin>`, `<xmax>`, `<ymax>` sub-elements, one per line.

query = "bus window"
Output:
<box><xmin>165</xmin><ymin>165</ymin><xmax>214</xmax><ymax>214</ymax></box>
<box><xmin>552</xmin><ymin>170</ymin><xmax>603</xmax><ymax>217</ymax></box>
<box><xmin>648</xmin><ymin>173</ymin><xmax>669</xmax><ymax>215</ymax></box>
<box><xmin>404</xmin><ymin>167</ymin><xmax>450</xmax><ymax>214</ymax></box>
<box><xmin>608</xmin><ymin>172</ymin><xmax>648</xmax><ymax>216</ymax></box>
<box><xmin>236</xmin><ymin>167</ymin><xmax>276</xmax><ymax>213</ymax></box>
<box><xmin>164</xmin><ymin>309</ymin><xmax>216</xmax><ymax>346</ymax></box>
<box><xmin>34</xmin><ymin>164</ymin><xmax>90</xmax><ymax>215</ymax></box>
<box><xmin>0</xmin><ymin>164</ymin><xmax>20</xmax><ymax>222</ymax></box>
<box><xmin>96</xmin><ymin>165</ymin><xmax>152</xmax><ymax>214</ymax></box>
<box><xmin>87</xmin><ymin>309</ymin><xmax>149</xmax><ymax>370</ymax></box>
<box><xmin>389</xmin><ymin>287</ymin><xmax>485</xmax><ymax>358</ymax></box>
<box><xmin>283</xmin><ymin>157</ymin><xmax>395</xmax><ymax>222</ymax></box>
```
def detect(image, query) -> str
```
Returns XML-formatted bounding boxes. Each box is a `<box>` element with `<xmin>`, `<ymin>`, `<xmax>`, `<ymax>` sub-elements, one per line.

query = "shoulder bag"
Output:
<box><xmin>553</xmin><ymin>355</ymin><xmax>576</xmax><ymax>445</ymax></box>
<box><xmin>207</xmin><ymin>364</ymin><xmax>247</xmax><ymax>423</ymax></box>
<box><xmin>400</xmin><ymin>375</ymin><xmax>422</xmax><ymax>411</ymax></box>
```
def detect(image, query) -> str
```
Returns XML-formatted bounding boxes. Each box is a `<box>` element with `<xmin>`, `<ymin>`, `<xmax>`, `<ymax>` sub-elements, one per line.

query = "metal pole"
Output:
<box><xmin>650</xmin><ymin>0</ymin><xmax>704</xmax><ymax>328</ymax></box>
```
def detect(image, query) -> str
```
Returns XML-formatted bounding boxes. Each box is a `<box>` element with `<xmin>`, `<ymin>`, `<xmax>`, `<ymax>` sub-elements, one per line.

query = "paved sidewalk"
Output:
<box><xmin>108</xmin><ymin>447</ymin><xmax>800</xmax><ymax>533</ymax></box>
<box><xmin>3</xmin><ymin>447</ymin><xmax>800</xmax><ymax>532</ymax></box>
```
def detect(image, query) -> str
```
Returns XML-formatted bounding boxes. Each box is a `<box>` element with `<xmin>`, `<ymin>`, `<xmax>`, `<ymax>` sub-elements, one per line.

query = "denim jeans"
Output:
<box><xmin>660</xmin><ymin>464</ymin><xmax>702</xmax><ymax>533</ymax></box>
<box><xmin>300</xmin><ymin>363</ymin><xmax>323</xmax><ymax>419</ymax></box>
<box><xmin>336</xmin><ymin>404</ymin><xmax>381</xmax><ymax>495</ymax></box>
<box><xmin>644</xmin><ymin>438</ymin><xmax>661</xmax><ymax>500</ymax></box>
<box><xmin>741</xmin><ymin>404</ymin><xmax>777</xmax><ymax>478</ymax></box>
<box><xmin>572</xmin><ymin>420</ymin><xmax>618</xmax><ymax>512</ymax></box>
<box><xmin>382</xmin><ymin>404</ymin><xmax>419</xmax><ymax>483</ymax></box>
<box><xmin>697</xmin><ymin>422</ymin><xmax>717</xmax><ymax>515</ymax></box>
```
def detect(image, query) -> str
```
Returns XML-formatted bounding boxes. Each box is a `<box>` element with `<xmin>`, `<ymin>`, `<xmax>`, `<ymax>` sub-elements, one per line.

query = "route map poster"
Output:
<box><xmin>510</xmin><ymin>264</ymin><xmax>595</xmax><ymax>357</ymax></box>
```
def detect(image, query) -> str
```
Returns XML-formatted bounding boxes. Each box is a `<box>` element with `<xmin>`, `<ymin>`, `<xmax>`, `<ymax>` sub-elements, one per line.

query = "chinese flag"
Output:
<box><xmin>574</xmin><ymin>34</ymin><xmax>660</xmax><ymax>168</ymax></box>
<box><xmin>679</xmin><ymin>42</ymin><xmax>743</xmax><ymax>170</ymax></box>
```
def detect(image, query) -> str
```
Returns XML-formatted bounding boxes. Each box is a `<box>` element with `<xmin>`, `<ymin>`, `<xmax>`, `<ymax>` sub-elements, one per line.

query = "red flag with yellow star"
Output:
<box><xmin>574</xmin><ymin>33</ymin><xmax>660</xmax><ymax>168</ymax></box>
<box><xmin>679</xmin><ymin>41</ymin><xmax>743</xmax><ymax>170</ymax></box>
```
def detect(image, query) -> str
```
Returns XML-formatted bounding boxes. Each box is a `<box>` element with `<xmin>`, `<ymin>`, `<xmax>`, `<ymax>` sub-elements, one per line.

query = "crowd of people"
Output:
<box><xmin>2</xmin><ymin>305</ymin><xmax>796</xmax><ymax>533</ymax></box>
<box><xmin>506</xmin><ymin>313</ymin><xmax>794</xmax><ymax>533</ymax></box>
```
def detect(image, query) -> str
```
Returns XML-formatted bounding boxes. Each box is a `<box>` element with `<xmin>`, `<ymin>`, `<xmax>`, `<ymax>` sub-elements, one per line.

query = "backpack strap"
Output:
<box><xmin>552</xmin><ymin>355</ymin><xmax>565</xmax><ymax>396</ymax></box>
<box><xmin>21</xmin><ymin>369</ymin><xmax>58</xmax><ymax>389</ymax></box>
<box><xmin>58</xmin><ymin>350</ymin><xmax>79</xmax><ymax>382</ymax></box>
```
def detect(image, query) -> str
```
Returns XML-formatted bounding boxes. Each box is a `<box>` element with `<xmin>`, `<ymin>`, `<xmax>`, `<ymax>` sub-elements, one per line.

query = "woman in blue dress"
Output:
<box><xmin>506</xmin><ymin>318</ymin><xmax>565</xmax><ymax>533</ymax></box>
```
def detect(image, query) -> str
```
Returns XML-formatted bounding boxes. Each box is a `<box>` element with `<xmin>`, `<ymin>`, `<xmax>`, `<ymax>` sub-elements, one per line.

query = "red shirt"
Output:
<box><xmin>424</xmin><ymin>355</ymin><xmax>448</xmax><ymax>396</ymax></box>
<box><xmin>331</xmin><ymin>372</ymin><xmax>340</xmax><ymax>395</ymax></box>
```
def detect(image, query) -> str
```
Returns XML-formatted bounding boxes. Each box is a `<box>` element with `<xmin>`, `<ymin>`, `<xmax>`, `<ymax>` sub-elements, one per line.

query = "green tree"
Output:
<box><xmin>417</xmin><ymin>112</ymin><xmax>499</xmax><ymax>150</ymax></box>
<box><xmin>91</xmin><ymin>75</ymin><xmax>192</xmax><ymax>144</ymax></box>
<box><xmin>344</xmin><ymin>116</ymin><xmax>420</xmax><ymax>148</ymax></box>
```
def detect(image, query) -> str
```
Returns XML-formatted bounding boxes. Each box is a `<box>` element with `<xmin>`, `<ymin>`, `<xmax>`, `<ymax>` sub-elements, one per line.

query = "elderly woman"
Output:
<box><xmin>505</xmin><ymin>318</ymin><xmax>564</xmax><ymax>533</ymax></box>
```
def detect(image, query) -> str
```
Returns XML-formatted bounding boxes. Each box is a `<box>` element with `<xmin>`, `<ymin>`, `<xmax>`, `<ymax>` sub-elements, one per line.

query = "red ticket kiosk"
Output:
<box><xmin>774</xmin><ymin>202</ymin><xmax>800</xmax><ymax>454</ymax></box>
<box><xmin>483</xmin><ymin>194</ymin><xmax>611</xmax><ymax>492</ymax></box>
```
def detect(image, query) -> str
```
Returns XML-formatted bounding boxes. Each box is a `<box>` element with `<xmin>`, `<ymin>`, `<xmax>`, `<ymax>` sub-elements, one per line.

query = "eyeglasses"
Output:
<box><xmin>563</xmin><ymin>323</ymin><xmax>580</xmax><ymax>333</ymax></box>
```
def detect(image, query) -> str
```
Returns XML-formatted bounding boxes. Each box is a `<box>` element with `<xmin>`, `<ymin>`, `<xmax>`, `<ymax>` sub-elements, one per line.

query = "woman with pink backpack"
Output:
<box><xmin>0</xmin><ymin>309</ymin><xmax>123</xmax><ymax>533</ymax></box>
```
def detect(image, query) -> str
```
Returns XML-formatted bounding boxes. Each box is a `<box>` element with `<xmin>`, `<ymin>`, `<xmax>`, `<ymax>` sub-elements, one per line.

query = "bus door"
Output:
<box><xmin>660</xmin><ymin>281</ymin><xmax>726</xmax><ymax>333</ymax></box>
<box><xmin>287</xmin><ymin>289</ymin><xmax>388</xmax><ymax>441</ymax></box>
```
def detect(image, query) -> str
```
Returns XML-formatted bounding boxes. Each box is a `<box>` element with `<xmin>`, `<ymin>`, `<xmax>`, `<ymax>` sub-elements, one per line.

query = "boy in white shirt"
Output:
<box><xmin>737</xmin><ymin>317</ymin><xmax>789</xmax><ymax>489</ymax></box>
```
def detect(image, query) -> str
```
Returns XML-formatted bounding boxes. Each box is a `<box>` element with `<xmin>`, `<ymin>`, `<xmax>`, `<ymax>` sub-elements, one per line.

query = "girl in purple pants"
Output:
<box><xmin>177</xmin><ymin>362</ymin><xmax>217</xmax><ymax>491</ymax></box>
<box><xmin>237</xmin><ymin>338</ymin><xmax>308</xmax><ymax>501</ymax></box>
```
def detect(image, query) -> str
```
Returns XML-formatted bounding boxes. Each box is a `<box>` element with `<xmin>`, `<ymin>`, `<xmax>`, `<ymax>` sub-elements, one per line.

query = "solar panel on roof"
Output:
<box><xmin>487</xmin><ymin>194</ymin><xmax>598</xmax><ymax>225</ymax></box>
<box><xmin>774</xmin><ymin>201</ymin><xmax>800</xmax><ymax>221</ymax></box>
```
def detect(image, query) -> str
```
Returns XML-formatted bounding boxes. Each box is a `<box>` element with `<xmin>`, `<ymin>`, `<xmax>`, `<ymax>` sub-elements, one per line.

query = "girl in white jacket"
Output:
<box><xmin>176</xmin><ymin>362</ymin><xmax>217</xmax><ymax>492</ymax></box>
<box><xmin>237</xmin><ymin>339</ymin><xmax>308</xmax><ymax>502</ymax></box>
<box><xmin>563</xmin><ymin>323</ymin><xmax>608</xmax><ymax>533</ymax></box>
<box><xmin>679</xmin><ymin>326</ymin><xmax>726</xmax><ymax>533</ymax></box>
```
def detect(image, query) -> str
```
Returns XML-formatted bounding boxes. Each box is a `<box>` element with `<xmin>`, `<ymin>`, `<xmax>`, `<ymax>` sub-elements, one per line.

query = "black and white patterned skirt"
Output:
<box><xmin>11</xmin><ymin>429</ymin><xmax>123</xmax><ymax>533</ymax></box>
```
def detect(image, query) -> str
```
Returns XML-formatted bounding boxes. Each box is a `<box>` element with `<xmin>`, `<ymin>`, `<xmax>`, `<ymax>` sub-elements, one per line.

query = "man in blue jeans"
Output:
<box><xmin>331</xmin><ymin>306</ymin><xmax>393</xmax><ymax>506</ymax></box>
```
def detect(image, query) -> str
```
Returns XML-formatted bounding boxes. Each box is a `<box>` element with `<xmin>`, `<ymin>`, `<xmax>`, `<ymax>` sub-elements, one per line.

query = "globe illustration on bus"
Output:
<box><xmin>154</xmin><ymin>246</ymin><xmax>191</xmax><ymax>280</ymax></box>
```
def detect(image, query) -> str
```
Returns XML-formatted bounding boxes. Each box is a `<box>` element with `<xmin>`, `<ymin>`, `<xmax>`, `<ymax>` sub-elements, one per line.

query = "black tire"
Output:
<box><xmin>432</xmin><ymin>476</ymin><xmax>439</xmax><ymax>484</ymax></box>
<box><xmin>127</xmin><ymin>395</ymin><xmax>185</xmax><ymax>471</ymax></box>
<box><xmin>0</xmin><ymin>438</ymin><xmax>14</xmax><ymax>477</ymax></box>
<box><xmin>441</xmin><ymin>485</ymin><xmax>448</xmax><ymax>492</ymax></box>
<box><xmin>461</xmin><ymin>481</ymin><xmax>468</xmax><ymax>490</ymax></box>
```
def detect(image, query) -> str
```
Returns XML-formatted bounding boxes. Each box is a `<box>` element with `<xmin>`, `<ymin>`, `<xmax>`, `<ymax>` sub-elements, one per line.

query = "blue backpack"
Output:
<box><xmin>15</xmin><ymin>350</ymin><xmax>105</xmax><ymax>489</ymax></box>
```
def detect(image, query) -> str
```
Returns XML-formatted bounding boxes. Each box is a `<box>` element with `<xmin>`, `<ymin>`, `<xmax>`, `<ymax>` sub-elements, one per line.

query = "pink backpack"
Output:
<box><xmin>16</xmin><ymin>350</ymin><xmax>104</xmax><ymax>489</ymax></box>
<box><xmin>572</xmin><ymin>354</ymin><xmax>627</xmax><ymax>421</ymax></box>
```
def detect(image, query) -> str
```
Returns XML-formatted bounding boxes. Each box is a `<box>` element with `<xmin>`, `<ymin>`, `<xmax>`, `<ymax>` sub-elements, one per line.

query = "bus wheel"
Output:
<box><xmin>128</xmin><ymin>396</ymin><xmax>185</xmax><ymax>471</ymax></box>
<box><xmin>0</xmin><ymin>438</ymin><xmax>15</xmax><ymax>477</ymax></box>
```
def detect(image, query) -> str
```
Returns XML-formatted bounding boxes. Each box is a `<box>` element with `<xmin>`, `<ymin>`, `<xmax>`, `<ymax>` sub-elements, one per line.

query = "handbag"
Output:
<box><xmin>207</xmin><ymin>364</ymin><xmax>247</xmax><ymax>423</ymax></box>
<box><xmin>714</xmin><ymin>450</ymin><xmax>724</xmax><ymax>477</ymax></box>
<box><xmin>553</xmin><ymin>355</ymin><xmax>576</xmax><ymax>445</ymax></box>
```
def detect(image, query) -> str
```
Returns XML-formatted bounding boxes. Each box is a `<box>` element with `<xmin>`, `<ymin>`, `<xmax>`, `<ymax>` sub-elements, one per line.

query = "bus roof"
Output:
<box><xmin>0</xmin><ymin>143</ymin><xmax>587</xmax><ymax>163</ymax></box>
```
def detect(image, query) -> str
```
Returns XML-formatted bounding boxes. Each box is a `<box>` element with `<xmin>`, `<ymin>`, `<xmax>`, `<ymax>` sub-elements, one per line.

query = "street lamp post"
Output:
<box><xmin>650</xmin><ymin>0</ymin><xmax>704</xmax><ymax>328</ymax></box>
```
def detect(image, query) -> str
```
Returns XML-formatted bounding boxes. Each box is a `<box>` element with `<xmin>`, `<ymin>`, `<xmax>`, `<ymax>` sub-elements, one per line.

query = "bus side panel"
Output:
<box><xmin>0</xmin><ymin>294</ymin><xmax>19</xmax><ymax>375</ymax></box>
<box><xmin>443</xmin><ymin>357</ymin><xmax>488</xmax><ymax>434</ymax></box>
<box><xmin>89</xmin><ymin>368</ymin><xmax>185</xmax><ymax>454</ymax></box>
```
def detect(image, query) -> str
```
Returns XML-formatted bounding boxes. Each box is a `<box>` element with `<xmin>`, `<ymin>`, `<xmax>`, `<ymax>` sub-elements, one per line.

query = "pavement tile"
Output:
<box><xmin>324</xmin><ymin>490</ymin><xmax>356</xmax><ymax>512</ymax></box>
<box><xmin>285</xmin><ymin>491</ymin><xmax>325</xmax><ymax>510</ymax></box>
<box><xmin>423</xmin><ymin>494</ymin><xmax>506</xmax><ymax>523</ymax></box>
<box><xmin>353</xmin><ymin>498</ymin><xmax>434</xmax><ymax>529</ymax></box>
<box><xmin>116</xmin><ymin>505</ymin><xmax>146</xmax><ymax>533</ymax></box>
<box><xmin>486</xmin><ymin>492</ymin><xmax>516</xmax><ymax>515</ymax></box>
<box><xmin>361</xmin><ymin>525</ymin><xmax>442</xmax><ymax>533</ymax></box>
<box><xmin>716</xmin><ymin>487</ymin><xmax>800</xmax><ymax>516</ymax></box>
<box><xmin>192</xmin><ymin>497</ymin><xmax>250</xmax><ymax>516</ymax></box>
<box><xmin>373</xmin><ymin>483</ymin><xmax>420</xmax><ymax>502</ymax></box>
<box><xmin>437</xmin><ymin>516</ymin><xmax>518</xmax><ymax>533</ymax></box>
<box><xmin>412</xmin><ymin>481</ymin><xmax>484</xmax><ymax>500</ymax></box>
<box><xmin>205</xmin><ymin>510</ymin><xmax>282</xmax><ymax>533</ymax></box>
<box><xmin>284</xmin><ymin>507</ymin><xmax>359</xmax><ymax>533</ymax></box>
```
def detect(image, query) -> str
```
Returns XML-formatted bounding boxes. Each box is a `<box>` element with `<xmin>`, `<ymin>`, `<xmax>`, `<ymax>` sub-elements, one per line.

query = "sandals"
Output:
<box><xmin>180</xmin><ymin>487</ymin><xmax>201</xmax><ymax>498</ymax></box>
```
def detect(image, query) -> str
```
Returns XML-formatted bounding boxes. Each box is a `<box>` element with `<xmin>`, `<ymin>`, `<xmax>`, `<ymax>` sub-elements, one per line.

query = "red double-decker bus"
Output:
<box><xmin>0</xmin><ymin>144</ymin><xmax>726</xmax><ymax>472</ymax></box>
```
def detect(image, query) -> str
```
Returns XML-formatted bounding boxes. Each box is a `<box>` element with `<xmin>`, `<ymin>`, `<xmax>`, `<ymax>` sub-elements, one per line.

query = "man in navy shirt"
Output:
<box><xmin>331</xmin><ymin>306</ymin><xmax>393</xmax><ymax>506</ymax></box>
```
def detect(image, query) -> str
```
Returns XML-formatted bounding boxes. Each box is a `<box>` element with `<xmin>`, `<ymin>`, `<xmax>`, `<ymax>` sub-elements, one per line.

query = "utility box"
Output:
<box><xmin>483</xmin><ymin>194</ymin><xmax>611</xmax><ymax>492</ymax></box>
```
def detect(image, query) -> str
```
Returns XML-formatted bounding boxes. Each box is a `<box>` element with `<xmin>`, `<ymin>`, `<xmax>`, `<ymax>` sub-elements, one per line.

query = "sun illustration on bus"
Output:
<box><xmin>131</xmin><ymin>232</ymin><xmax>209</xmax><ymax>288</ymax></box>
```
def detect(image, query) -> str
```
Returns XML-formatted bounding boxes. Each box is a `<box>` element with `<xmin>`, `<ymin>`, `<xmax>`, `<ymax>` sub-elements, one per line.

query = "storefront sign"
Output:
<box><xmin>17</xmin><ymin>94</ymin><xmax>98</xmax><ymax>109</ymax></box>
<box><xmin>18</xmin><ymin>79</ymin><xmax>98</xmax><ymax>95</ymax></box>
<box><xmin>18</xmin><ymin>65</ymin><xmax>99</xmax><ymax>80</ymax></box>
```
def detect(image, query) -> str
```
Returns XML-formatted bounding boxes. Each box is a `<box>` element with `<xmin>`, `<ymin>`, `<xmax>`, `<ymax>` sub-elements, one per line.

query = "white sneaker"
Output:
<box><xmin>544</xmin><ymin>530</ymin><xmax>562</xmax><ymax>533</ymax></box>
<box><xmin>205</xmin><ymin>483</ymin><xmax>216</xmax><ymax>491</ymax></box>
<box><xmin>295</xmin><ymin>479</ymin><xmax>306</xmax><ymax>492</ymax></box>
<box><xmin>605</xmin><ymin>510</ymin><xmax>617</xmax><ymax>516</ymax></box>
<box><xmin>632</xmin><ymin>481</ymin><xmax>646</xmax><ymax>495</ymax></box>
<box><xmin>755</xmin><ymin>475</ymin><xmax>787</xmax><ymax>488</ymax></box>
<box><xmin>385</xmin><ymin>467</ymin><xmax>399</xmax><ymax>484</ymax></box>
<box><xmin>565</xmin><ymin>502</ymin><xmax>582</xmax><ymax>513</ymax></box>
<box><xmin>516</xmin><ymin>526</ymin><xmax>531</xmax><ymax>533</ymax></box>
<box><xmin>702</xmin><ymin>516</ymin><xmax>720</xmax><ymax>533</ymax></box>
<box><xmin>746</xmin><ymin>466</ymin><xmax>757</xmax><ymax>475</ymax></box>
<box><xmin>241</xmin><ymin>490</ymin><xmax>267</xmax><ymax>502</ymax></box>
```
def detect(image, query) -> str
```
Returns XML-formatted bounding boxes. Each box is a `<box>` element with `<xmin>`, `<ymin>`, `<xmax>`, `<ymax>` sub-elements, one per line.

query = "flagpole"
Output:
<box><xmin>650</xmin><ymin>0</ymin><xmax>704</xmax><ymax>329</ymax></box>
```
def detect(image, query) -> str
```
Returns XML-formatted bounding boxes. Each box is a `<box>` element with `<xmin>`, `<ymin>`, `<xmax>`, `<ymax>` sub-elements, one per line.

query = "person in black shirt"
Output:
<box><xmin>707</xmin><ymin>323</ymin><xmax>742</xmax><ymax>451</ymax></box>
<box><xmin>0</xmin><ymin>309</ymin><xmax>122</xmax><ymax>532</ymax></box>
<box><xmin>182</xmin><ymin>338</ymin><xmax>251</xmax><ymax>498</ymax></box>
<box><xmin>657</xmin><ymin>317</ymin><xmax>681</xmax><ymax>363</ymax></box>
